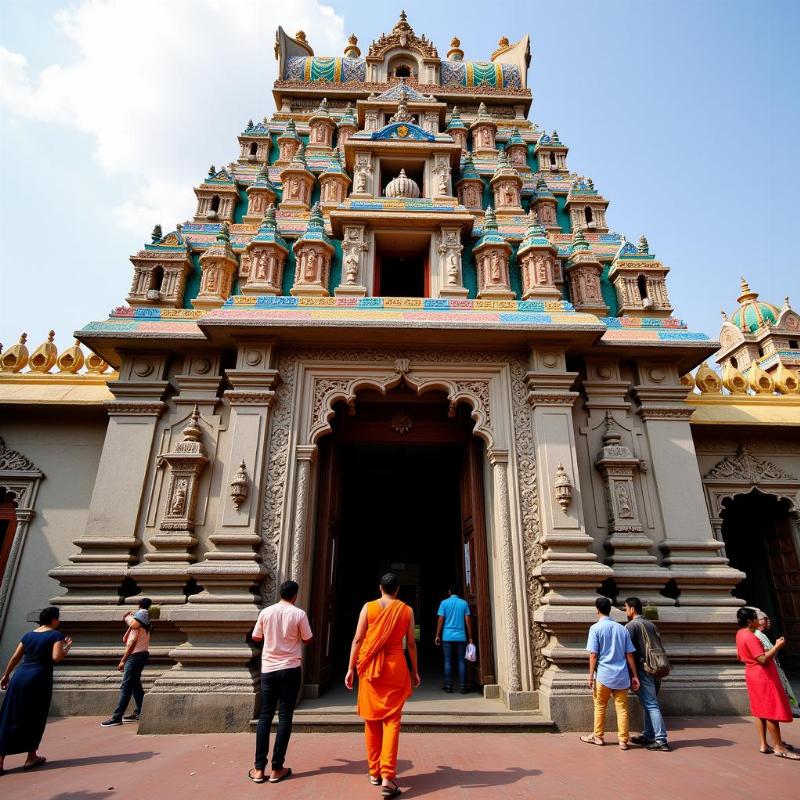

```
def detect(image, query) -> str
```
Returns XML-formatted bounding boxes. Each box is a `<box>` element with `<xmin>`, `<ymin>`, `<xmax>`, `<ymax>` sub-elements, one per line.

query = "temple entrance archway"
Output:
<box><xmin>304</xmin><ymin>385</ymin><xmax>496</xmax><ymax>697</ymax></box>
<box><xmin>720</xmin><ymin>490</ymin><xmax>800</xmax><ymax>671</ymax></box>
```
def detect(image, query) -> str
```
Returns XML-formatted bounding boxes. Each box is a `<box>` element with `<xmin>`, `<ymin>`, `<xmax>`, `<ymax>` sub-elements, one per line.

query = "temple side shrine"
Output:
<box><xmin>1</xmin><ymin>13</ymin><xmax>799</xmax><ymax>734</ymax></box>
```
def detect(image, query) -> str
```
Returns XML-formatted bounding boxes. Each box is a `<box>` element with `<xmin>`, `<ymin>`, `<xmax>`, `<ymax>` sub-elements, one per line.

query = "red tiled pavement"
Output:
<box><xmin>0</xmin><ymin>716</ymin><xmax>796</xmax><ymax>800</ymax></box>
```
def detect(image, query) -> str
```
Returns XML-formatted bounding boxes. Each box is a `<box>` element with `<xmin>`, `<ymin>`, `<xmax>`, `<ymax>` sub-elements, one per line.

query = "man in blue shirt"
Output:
<box><xmin>435</xmin><ymin>585</ymin><xmax>473</xmax><ymax>693</ymax></box>
<box><xmin>580</xmin><ymin>596</ymin><xmax>640</xmax><ymax>750</ymax></box>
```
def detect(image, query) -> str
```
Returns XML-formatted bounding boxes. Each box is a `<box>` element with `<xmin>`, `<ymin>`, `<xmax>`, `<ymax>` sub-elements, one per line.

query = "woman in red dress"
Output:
<box><xmin>736</xmin><ymin>607</ymin><xmax>798</xmax><ymax>760</ymax></box>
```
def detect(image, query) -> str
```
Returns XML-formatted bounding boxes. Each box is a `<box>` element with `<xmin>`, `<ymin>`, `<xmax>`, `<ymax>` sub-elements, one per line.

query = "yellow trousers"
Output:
<box><xmin>593</xmin><ymin>680</ymin><xmax>629</xmax><ymax>743</ymax></box>
<box><xmin>364</xmin><ymin>714</ymin><xmax>401</xmax><ymax>779</ymax></box>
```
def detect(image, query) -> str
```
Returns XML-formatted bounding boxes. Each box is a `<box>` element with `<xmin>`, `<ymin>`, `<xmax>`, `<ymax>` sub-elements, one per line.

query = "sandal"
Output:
<box><xmin>580</xmin><ymin>735</ymin><xmax>604</xmax><ymax>746</ymax></box>
<box><xmin>369</xmin><ymin>775</ymin><xmax>382</xmax><ymax>785</ymax></box>
<box><xmin>619</xmin><ymin>742</ymin><xmax>629</xmax><ymax>751</ymax></box>
<box><xmin>760</xmin><ymin>747</ymin><xmax>775</xmax><ymax>755</ymax></box>
<box><xmin>381</xmin><ymin>780</ymin><xmax>402</xmax><ymax>798</ymax></box>
<box><xmin>248</xmin><ymin>768</ymin><xmax>265</xmax><ymax>784</ymax></box>
<box><xmin>269</xmin><ymin>767</ymin><xmax>292</xmax><ymax>783</ymax></box>
<box><xmin>774</xmin><ymin>750</ymin><xmax>800</xmax><ymax>760</ymax></box>
<box><xmin>22</xmin><ymin>756</ymin><xmax>46</xmax><ymax>771</ymax></box>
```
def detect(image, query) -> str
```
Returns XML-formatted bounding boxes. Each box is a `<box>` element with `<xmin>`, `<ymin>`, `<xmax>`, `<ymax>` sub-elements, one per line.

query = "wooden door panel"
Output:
<box><xmin>766</xmin><ymin>516</ymin><xmax>800</xmax><ymax>665</ymax></box>
<box><xmin>460</xmin><ymin>438</ymin><xmax>495</xmax><ymax>685</ymax></box>
<box><xmin>305</xmin><ymin>440</ymin><xmax>341</xmax><ymax>693</ymax></box>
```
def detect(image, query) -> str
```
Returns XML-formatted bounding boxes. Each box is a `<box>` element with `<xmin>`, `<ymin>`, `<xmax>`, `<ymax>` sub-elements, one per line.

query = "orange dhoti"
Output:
<box><xmin>357</xmin><ymin>600</ymin><xmax>412</xmax><ymax>780</ymax></box>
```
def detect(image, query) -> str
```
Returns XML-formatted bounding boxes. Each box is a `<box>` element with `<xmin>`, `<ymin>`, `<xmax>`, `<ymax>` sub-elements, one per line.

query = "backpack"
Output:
<box><xmin>635</xmin><ymin>619</ymin><xmax>671</xmax><ymax>679</ymax></box>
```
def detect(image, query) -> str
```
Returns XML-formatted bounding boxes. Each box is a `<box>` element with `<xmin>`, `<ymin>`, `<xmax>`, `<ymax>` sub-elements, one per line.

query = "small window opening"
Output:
<box><xmin>249</xmin><ymin>142</ymin><xmax>258</xmax><ymax>156</ymax></box>
<box><xmin>789</xmin><ymin>339</ymin><xmax>799</xmax><ymax>349</ymax></box>
<box><xmin>151</xmin><ymin>265</ymin><xmax>164</xmax><ymax>292</ymax></box>
<box><xmin>730</xmin><ymin>356</ymin><xmax>738</xmax><ymax>368</ymax></box>
<box><xmin>549</xmin><ymin>152</ymin><xmax>557</xmax><ymax>167</ymax></box>
<box><xmin>210</xmin><ymin>195</ymin><xmax>221</xmax><ymax>212</ymax></box>
<box><xmin>584</xmin><ymin>206</ymin><xmax>594</xmax><ymax>224</ymax></box>
<box><xmin>757</xmin><ymin>347</ymin><xmax>765</xmax><ymax>357</ymax></box>
<box><xmin>637</xmin><ymin>274</ymin><xmax>648</xmax><ymax>300</ymax></box>
<box><xmin>395</xmin><ymin>64</ymin><xmax>412</xmax><ymax>78</ymax></box>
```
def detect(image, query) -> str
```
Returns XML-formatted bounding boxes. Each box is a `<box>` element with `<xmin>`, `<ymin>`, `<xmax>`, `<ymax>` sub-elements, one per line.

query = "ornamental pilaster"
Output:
<box><xmin>632</xmin><ymin>358</ymin><xmax>744</xmax><ymax>606</ymax></box>
<box><xmin>525</xmin><ymin>346</ymin><xmax>614</xmax><ymax>728</ymax></box>
<box><xmin>431</xmin><ymin>154</ymin><xmax>453</xmax><ymax>199</ymax></box>
<box><xmin>334</xmin><ymin>224</ymin><xmax>369</xmax><ymax>298</ymax></box>
<box><xmin>436</xmin><ymin>225</ymin><xmax>468</xmax><ymax>298</ymax></box>
<box><xmin>193</xmin><ymin>225</ymin><xmax>239</xmax><ymax>310</ymax></box>
<box><xmin>188</xmin><ymin>339</ymin><xmax>277</xmax><ymax>604</ymax></box>
<box><xmin>352</xmin><ymin>152</ymin><xmax>375</xmax><ymax>197</ymax></box>
<box><xmin>49</xmin><ymin>352</ymin><xmax>170</xmax><ymax>605</ymax></box>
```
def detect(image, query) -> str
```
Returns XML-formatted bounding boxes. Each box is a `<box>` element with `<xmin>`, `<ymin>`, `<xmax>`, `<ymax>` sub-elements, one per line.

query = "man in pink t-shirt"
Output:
<box><xmin>248</xmin><ymin>580</ymin><xmax>312</xmax><ymax>784</ymax></box>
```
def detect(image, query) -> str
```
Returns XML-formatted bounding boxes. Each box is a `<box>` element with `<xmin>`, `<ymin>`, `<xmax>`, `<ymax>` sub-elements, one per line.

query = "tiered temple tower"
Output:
<box><xmin>4</xmin><ymin>13</ymin><xmax>797</xmax><ymax>733</ymax></box>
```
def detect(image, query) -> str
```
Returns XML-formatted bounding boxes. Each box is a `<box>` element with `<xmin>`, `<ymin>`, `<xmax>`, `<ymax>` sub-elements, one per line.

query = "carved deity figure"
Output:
<box><xmin>480</xmin><ymin>129</ymin><xmax>492</xmax><ymax>148</ymax></box>
<box><xmin>504</xmin><ymin>186</ymin><xmax>515</xmax><ymax>206</ymax></box>
<box><xmin>255</xmin><ymin>251</ymin><xmax>268</xmax><ymax>280</ymax></box>
<box><xmin>438</xmin><ymin>170</ymin><xmax>449</xmax><ymax>195</ymax></box>
<box><xmin>535</xmin><ymin>255</ymin><xmax>548</xmax><ymax>284</ymax></box>
<box><xmin>171</xmin><ymin>479</ymin><xmax>188</xmax><ymax>515</ymax></box>
<box><xmin>489</xmin><ymin>251</ymin><xmax>502</xmax><ymax>282</ymax></box>
<box><xmin>356</xmin><ymin>170</ymin><xmax>368</xmax><ymax>193</ymax></box>
<box><xmin>615</xmin><ymin>482</ymin><xmax>633</xmax><ymax>518</ymax></box>
<box><xmin>287</xmin><ymin>178</ymin><xmax>299</xmax><ymax>199</ymax></box>
<box><xmin>304</xmin><ymin>249</ymin><xmax>318</xmax><ymax>281</ymax></box>
<box><xmin>206</xmin><ymin>269</ymin><xmax>218</xmax><ymax>293</ymax></box>
<box><xmin>344</xmin><ymin>252</ymin><xmax>359</xmax><ymax>283</ymax></box>
<box><xmin>447</xmin><ymin>252</ymin><xmax>460</xmax><ymax>284</ymax></box>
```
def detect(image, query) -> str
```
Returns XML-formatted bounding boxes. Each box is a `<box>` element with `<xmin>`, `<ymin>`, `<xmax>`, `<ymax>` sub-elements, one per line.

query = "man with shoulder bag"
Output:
<box><xmin>624</xmin><ymin>597</ymin><xmax>670</xmax><ymax>751</ymax></box>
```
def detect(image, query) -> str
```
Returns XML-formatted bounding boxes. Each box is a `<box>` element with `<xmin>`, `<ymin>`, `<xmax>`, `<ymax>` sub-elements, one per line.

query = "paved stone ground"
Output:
<box><xmin>0</xmin><ymin>716</ymin><xmax>796</xmax><ymax>800</ymax></box>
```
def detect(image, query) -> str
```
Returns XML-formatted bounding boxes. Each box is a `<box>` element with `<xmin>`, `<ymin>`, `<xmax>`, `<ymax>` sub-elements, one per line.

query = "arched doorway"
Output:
<box><xmin>304</xmin><ymin>384</ymin><xmax>495</xmax><ymax>696</ymax></box>
<box><xmin>721</xmin><ymin>490</ymin><xmax>800</xmax><ymax>670</ymax></box>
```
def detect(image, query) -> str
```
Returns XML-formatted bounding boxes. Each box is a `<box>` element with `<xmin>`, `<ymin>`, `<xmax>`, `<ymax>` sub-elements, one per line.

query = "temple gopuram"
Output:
<box><xmin>1</xmin><ymin>13</ymin><xmax>799</xmax><ymax>733</ymax></box>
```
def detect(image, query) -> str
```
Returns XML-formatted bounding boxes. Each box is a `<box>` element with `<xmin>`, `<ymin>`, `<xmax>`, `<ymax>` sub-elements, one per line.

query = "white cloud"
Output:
<box><xmin>0</xmin><ymin>0</ymin><xmax>346</xmax><ymax>233</ymax></box>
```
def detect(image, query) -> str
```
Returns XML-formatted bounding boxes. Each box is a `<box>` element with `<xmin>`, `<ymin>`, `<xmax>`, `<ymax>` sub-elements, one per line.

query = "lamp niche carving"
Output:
<box><xmin>157</xmin><ymin>405</ymin><xmax>208</xmax><ymax>532</ymax></box>
<box><xmin>230</xmin><ymin>460</ymin><xmax>250</xmax><ymax>509</ymax></box>
<box><xmin>553</xmin><ymin>463</ymin><xmax>573</xmax><ymax>512</ymax></box>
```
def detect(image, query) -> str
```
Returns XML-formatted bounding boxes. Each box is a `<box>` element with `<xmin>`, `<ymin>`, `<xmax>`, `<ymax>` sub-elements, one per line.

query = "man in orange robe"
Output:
<box><xmin>345</xmin><ymin>573</ymin><xmax>420</xmax><ymax>798</ymax></box>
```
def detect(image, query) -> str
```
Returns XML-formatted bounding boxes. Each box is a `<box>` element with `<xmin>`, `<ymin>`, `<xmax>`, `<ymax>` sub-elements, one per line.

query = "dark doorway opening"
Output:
<box><xmin>377</xmin><ymin>254</ymin><xmax>426</xmax><ymax>297</ymax></box>
<box><xmin>305</xmin><ymin>388</ymin><xmax>495</xmax><ymax>697</ymax></box>
<box><xmin>0</xmin><ymin>490</ymin><xmax>19</xmax><ymax>583</ymax></box>
<box><xmin>721</xmin><ymin>490</ymin><xmax>800</xmax><ymax>671</ymax></box>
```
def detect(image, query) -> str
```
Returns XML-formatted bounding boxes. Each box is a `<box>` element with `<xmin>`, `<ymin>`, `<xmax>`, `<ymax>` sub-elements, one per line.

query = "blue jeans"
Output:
<box><xmin>442</xmin><ymin>641</ymin><xmax>467</xmax><ymax>688</ymax></box>
<box><xmin>635</xmin><ymin>671</ymin><xmax>667</xmax><ymax>743</ymax></box>
<box><xmin>111</xmin><ymin>651</ymin><xmax>149</xmax><ymax>720</ymax></box>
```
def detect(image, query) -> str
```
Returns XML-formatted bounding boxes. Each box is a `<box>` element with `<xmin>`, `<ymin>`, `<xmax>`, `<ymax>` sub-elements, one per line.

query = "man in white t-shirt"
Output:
<box><xmin>248</xmin><ymin>580</ymin><xmax>313</xmax><ymax>784</ymax></box>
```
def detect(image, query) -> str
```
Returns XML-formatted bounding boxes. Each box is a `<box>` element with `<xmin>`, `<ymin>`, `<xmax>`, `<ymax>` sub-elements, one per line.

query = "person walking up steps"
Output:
<box><xmin>435</xmin><ymin>583</ymin><xmax>473</xmax><ymax>693</ymax></box>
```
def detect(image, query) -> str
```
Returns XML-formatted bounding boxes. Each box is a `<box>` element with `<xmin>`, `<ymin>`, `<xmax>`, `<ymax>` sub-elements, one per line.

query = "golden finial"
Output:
<box><xmin>774</xmin><ymin>359</ymin><xmax>799</xmax><ymax>395</ymax></box>
<box><xmin>695</xmin><ymin>362</ymin><xmax>722</xmax><ymax>394</ymax></box>
<box><xmin>721</xmin><ymin>362</ymin><xmax>748</xmax><ymax>394</ymax></box>
<box><xmin>29</xmin><ymin>330</ymin><xmax>58</xmax><ymax>373</ymax></box>
<box><xmin>747</xmin><ymin>360</ymin><xmax>774</xmax><ymax>394</ymax></box>
<box><xmin>295</xmin><ymin>30</ymin><xmax>307</xmax><ymax>42</ymax></box>
<box><xmin>344</xmin><ymin>33</ymin><xmax>361</xmax><ymax>58</ymax></box>
<box><xmin>86</xmin><ymin>351</ymin><xmax>110</xmax><ymax>374</ymax></box>
<box><xmin>498</xmin><ymin>36</ymin><xmax>509</xmax><ymax>47</ymax></box>
<box><xmin>57</xmin><ymin>339</ymin><xmax>85</xmax><ymax>374</ymax></box>
<box><xmin>0</xmin><ymin>332</ymin><xmax>30</xmax><ymax>373</ymax></box>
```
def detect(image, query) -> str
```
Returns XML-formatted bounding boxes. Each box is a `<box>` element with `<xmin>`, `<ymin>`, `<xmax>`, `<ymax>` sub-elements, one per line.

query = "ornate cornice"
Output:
<box><xmin>223</xmin><ymin>389</ymin><xmax>275</xmax><ymax>407</ymax></box>
<box><xmin>104</xmin><ymin>401</ymin><xmax>167</xmax><ymax>417</ymax></box>
<box><xmin>637</xmin><ymin>406</ymin><xmax>695</xmax><ymax>421</ymax></box>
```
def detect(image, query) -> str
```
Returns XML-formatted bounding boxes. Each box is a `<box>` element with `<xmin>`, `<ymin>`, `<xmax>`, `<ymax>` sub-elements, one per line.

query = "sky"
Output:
<box><xmin>1</xmin><ymin>0</ymin><xmax>799</xmax><ymax>354</ymax></box>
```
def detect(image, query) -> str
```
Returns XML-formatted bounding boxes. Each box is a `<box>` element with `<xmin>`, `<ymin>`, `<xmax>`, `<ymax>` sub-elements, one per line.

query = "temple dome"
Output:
<box><xmin>384</xmin><ymin>169</ymin><xmax>420</xmax><ymax>198</ymax></box>
<box><xmin>730</xmin><ymin>278</ymin><xmax>780</xmax><ymax>333</ymax></box>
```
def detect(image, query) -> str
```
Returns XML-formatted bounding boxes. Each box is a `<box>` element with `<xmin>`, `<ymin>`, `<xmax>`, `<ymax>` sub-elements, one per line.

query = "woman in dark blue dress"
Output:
<box><xmin>0</xmin><ymin>606</ymin><xmax>71</xmax><ymax>775</ymax></box>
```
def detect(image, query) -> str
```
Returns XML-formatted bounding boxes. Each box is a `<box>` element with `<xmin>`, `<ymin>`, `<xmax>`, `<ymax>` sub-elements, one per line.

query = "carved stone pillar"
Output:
<box><xmin>595</xmin><ymin>411</ymin><xmax>671</xmax><ymax>601</ymax></box>
<box><xmin>487</xmin><ymin>448</ymin><xmax>528</xmax><ymax>708</ymax></box>
<box><xmin>631</xmin><ymin>357</ymin><xmax>748</xmax><ymax>718</ymax></box>
<box><xmin>290</xmin><ymin>445</ymin><xmax>317</xmax><ymax>581</ymax></box>
<box><xmin>335</xmin><ymin>224</ymin><xmax>369</xmax><ymax>297</ymax></box>
<box><xmin>140</xmin><ymin>342</ymin><xmax>278</xmax><ymax>735</ymax></box>
<box><xmin>50</xmin><ymin>352</ymin><xmax>169</xmax><ymax>604</ymax></box>
<box><xmin>526</xmin><ymin>346</ymin><xmax>612</xmax><ymax>730</ymax></box>
<box><xmin>48</xmin><ymin>352</ymin><xmax>169</xmax><ymax>716</ymax></box>
<box><xmin>436</xmin><ymin>225</ymin><xmax>468</xmax><ymax>298</ymax></box>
